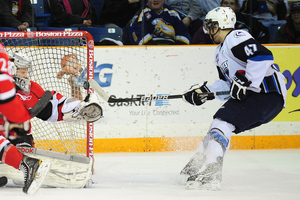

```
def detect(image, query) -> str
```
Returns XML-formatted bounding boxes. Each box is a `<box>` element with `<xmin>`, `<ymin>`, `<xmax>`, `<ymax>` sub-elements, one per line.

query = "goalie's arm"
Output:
<box><xmin>5</xmin><ymin>90</ymin><xmax>53</xmax><ymax>136</ymax></box>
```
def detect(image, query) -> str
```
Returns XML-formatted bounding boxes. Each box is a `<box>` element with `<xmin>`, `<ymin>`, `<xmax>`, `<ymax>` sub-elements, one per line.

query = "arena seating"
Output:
<box><xmin>79</xmin><ymin>27</ymin><xmax>123</xmax><ymax>44</ymax></box>
<box><xmin>89</xmin><ymin>0</ymin><xmax>105</xmax><ymax>24</ymax></box>
<box><xmin>32</xmin><ymin>0</ymin><xmax>51</xmax><ymax>27</ymax></box>
<box><xmin>259</xmin><ymin>20</ymin><xmax>286</xmax><ymax>43</ymax></box>
<box><xmin>0</xmin><ymin>0</ymin><xmax>296</xmax><ymax>45</ymax></box>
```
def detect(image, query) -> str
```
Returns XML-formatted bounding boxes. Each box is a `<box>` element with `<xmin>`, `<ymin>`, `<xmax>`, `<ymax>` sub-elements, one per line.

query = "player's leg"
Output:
<box><xmin>20</xmin><ymin>154</ymin><xmax>50</xmax><ymax>194</ymax></box>
<box><xmin>185</xmin><ymin>119</ymin><xmax>234</xmax><ymax>190</ymax></box>
<box><xmin>0</xmin><ymin>133</ymin><xmax>34</xmax><ymax>187</ymax></box>
<box><xmin>184</xmin><ymin>92</ymin><xmax>284</xmax><ymax>190</ymax></box>
<box><xmin>0</xmin><ymin>135</ymin><xmax>50</xmax><ymax>194</ymax></box>
<box><xmin>214</xmin><ymin>92</ymin><xmax>284</xmax><ymax>134</ymax></box>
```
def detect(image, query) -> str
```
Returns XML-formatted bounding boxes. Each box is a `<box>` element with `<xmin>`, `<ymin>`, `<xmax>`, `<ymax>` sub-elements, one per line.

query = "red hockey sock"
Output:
<box><xmin>1</xmin><ymin>144</ymin><xmax>24</xmax><ymax>169</ymax></box>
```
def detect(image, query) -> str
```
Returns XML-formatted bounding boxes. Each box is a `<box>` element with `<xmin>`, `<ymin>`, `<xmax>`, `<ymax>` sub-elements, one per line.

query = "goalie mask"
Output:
<box><xmin>10</xmin><ymin>52</ymin><xmax>32</xmax><ymax>93</ymax></box>
<box><xmin>203</xmin><ymin>7</ymin><xmax>236</xmax><ymax>34</ymax></box>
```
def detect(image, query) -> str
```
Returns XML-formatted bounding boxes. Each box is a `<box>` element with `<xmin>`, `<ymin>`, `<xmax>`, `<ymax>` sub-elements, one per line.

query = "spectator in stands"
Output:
<box><xmin>48</xmin><ymin>0</ymin><xmax>97</xmax><ymax>27</ymax></box>
<box><xmin>128</xmin><ymin>0</ymin><xmax>190</xmax><ymax>45</ymax></box>
<box><xmin>275</xmin><ymin>1</ymin><xmax>300</xmax><ymax>43</ymax></box>
<box><xmin>0</xmin><ymin>0</ymin><xmax>34</xmax><ymax>31</ymax></box>
<box><xmin>192</xmin><ymin>0</ymin><xmax>270</xmax><ymax>44</ymax></box>
<box><xmin>223</xmin><ymin>0</ymin><xmax>270</xmax><ymax>43</ymax></box>
<box><xmin>198</xmin><ymin>0</ymin><xmax>220</xmax><ymax>20</ymax></box>
<box><xmin>164</xmin><ymin>0</ymin><xmax>203</xmax><ymax>38</ymax></box>
<box><xmin>98</xmin><ymin>0</ymin><xmax>141</xmax><ymax>28</ymax></box>
<box><xmin>239</xmin><ymin>0</ymin><xmax>288</xmax><ymax>20</ymax></box>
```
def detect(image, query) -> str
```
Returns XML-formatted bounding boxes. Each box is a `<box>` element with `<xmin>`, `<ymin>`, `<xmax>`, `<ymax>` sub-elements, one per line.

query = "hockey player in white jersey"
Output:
<box><xmin>180</xmin><ymin>7</ymin><xmax>287</xmax><ymax>190</ymax></box>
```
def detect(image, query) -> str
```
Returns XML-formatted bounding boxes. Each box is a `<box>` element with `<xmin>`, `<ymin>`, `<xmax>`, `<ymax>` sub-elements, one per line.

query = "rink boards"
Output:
<box><xmin>91</xmin><ymin>45</ymin><xmax>300</xmax><ymax>152</ymax></box>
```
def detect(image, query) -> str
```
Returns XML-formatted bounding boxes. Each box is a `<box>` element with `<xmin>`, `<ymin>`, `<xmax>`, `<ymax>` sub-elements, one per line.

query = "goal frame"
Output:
<box><xmin>0</xmin><ymin>31</ymin><xmax>95</xmax><ymax>159</ymax></box>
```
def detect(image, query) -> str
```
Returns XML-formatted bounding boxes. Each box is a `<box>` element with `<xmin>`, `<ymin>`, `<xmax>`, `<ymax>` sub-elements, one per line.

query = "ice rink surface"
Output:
<box><xmin>1</xmin><ymin>149</ymin><xmax>300</xmax><ymax>200</ymax></box>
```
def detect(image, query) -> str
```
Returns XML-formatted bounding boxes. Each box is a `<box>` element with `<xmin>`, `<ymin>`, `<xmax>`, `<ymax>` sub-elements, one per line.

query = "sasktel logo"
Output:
<box><xmin>108</xmin><ymin>94</ymin><xmax>171</xmax><ymax>107</ymax></box>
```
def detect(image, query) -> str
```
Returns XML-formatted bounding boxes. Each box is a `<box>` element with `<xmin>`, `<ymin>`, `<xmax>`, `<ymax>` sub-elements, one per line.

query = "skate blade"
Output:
<box><xmin>185</xmin><ymin>180</ymin><xmax>221</xmax><ymax>191</ymax></box>
<box><xmin>26</xmin><ymin>162</ymin><xmax>51</xmax><ymax>195</ymax></box>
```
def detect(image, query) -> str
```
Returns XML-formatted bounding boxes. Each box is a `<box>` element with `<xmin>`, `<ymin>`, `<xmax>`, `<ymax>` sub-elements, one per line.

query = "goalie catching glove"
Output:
<box><xmin>230</xmin><ymin>71</ymin><xmax>252</xmax><ymax>100</ymax></box>
<box><xmin>62</xmin><ymin>92</ymin><xmax>103</xmax><ymax>123</ymax></box>
<box><xmin>183</xmin><ymin>81</ymin><xmax>215</xmax><ymax>106</ymax></box>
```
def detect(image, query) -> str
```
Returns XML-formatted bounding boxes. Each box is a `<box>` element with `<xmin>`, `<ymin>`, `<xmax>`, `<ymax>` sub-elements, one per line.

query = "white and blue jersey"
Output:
<box><xmin>208</xmin><ymin>29</ymin><xmax>287</xmax><ymax>106</ymax></box>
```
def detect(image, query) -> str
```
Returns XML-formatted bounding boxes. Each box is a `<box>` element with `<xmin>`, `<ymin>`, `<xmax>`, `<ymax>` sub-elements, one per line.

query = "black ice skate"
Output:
<box><xmin>0</xmin><ymin>176</ymin><xmax>8</xmax><ymax>187</ymax></box>
<box><xmin>20</xmin><ymin>155</ymin><xmax>50</xmax><ymax>194</ymax></box>
<box><xmin>185</xmin><ymin>156</ymin><xmax>223</xmax><ymax>191</ymax></box>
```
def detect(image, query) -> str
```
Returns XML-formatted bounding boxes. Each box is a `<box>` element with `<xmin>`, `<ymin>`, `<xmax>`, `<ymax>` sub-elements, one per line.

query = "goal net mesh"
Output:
<box><xmin>1</xmin><ymin>32</ymin><xmax>94</xmax><ymax>157</ymax></box>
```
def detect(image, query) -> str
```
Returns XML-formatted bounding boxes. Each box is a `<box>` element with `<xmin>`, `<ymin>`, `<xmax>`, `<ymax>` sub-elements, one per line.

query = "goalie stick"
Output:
<box><xmin>29</xmin><ymin>90</ymin><xmax>52</xmax><ymax>117</ymax></box>
<box><xmin>83</xmin><ymin>79</ymin><xmax>110</xmax><ymax>102</ymax></box>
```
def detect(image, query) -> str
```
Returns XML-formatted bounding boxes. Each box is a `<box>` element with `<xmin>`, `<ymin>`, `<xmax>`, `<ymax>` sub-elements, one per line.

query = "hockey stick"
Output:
<box><xmin>84</xmin><ymin>79</ymin><xmax>110</xmax><ymax>102</ymax></box>
<box><xmin>30</xmin><ymin>90</ymin><xmax>52</xmax><ymax>116</ymax></box>
<box><xmin>108</xmin><ymin>91</ymin><xmax>230</xmax><ymax>103</ymax></box>
<box><xmin>83</xmin><ymin>79</ymin><xmax>230</xmax><ymax>103</ymax></box>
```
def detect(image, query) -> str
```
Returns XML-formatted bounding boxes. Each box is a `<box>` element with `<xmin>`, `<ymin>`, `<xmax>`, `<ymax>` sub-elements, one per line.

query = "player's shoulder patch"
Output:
<box><xmin>225</xmin><ymin>30</ymin><xmax>252</xmax><ymax>47</ymax></box>
<box><xmin>233</xmin><ymin>31</ymin><xmax>247</xmax><ymax>38</ymax></box>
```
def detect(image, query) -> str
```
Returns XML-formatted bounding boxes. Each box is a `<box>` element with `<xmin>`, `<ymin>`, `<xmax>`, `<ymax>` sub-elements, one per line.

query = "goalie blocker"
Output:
<box><xmin>62</xmin><ymin>92</ymin><xmax>103</xmax><ymax>123</ymax></box>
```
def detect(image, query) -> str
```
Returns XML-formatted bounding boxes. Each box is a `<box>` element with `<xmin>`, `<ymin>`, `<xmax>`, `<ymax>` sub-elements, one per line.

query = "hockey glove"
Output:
<box><xmin>230</xmin><ymin>71</ymin><xmax>252</xmax><ymax>100</ymax></box>
<box><xmin>183</xmin><ymin>82</ymin><xmax>215</xmax><ymax>106</ymax></box>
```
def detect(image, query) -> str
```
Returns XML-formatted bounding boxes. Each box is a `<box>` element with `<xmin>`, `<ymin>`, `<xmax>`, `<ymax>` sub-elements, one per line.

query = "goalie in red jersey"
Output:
<box><xmin>0</xmin><ymin>51</ymin><xmax>103</xmax><ymax>190</ymax></box>
<box><xmin>1</xmin><ymin>51</ymin><xmax>102</xmax><ymax>148</ymax></box>
<box><xmin>0</xmin><ymin>44</ymin><xmax>50</xmax><ymax>194</ymax></box>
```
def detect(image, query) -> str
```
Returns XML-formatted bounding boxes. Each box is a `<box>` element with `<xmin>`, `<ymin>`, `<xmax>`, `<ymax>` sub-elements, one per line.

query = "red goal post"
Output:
<box><xmin>0</xmin><ymin>31</ymin><xmax>95</xmax><ymax>159</ymax></box>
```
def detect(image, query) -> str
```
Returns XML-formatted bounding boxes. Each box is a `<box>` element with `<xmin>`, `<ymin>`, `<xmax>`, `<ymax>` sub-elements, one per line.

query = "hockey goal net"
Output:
<box><xmin>0</xmin><ymin>31</ymin><xmax>94</xmax><ymax>159</ymax></box>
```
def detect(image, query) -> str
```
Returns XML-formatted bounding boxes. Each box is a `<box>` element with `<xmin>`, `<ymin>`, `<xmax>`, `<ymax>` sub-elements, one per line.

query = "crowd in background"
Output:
<box><xmin>0</xmin><ymin>0</ymin><xmax>299</xmax><ymax>44</ymax></box>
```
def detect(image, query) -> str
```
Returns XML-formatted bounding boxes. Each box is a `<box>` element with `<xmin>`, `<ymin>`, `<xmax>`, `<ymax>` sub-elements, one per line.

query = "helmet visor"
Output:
<box><xmin>203</xmin><ymin>19</ymin><xmax>218</xmax><ymax>34</ymax></box>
